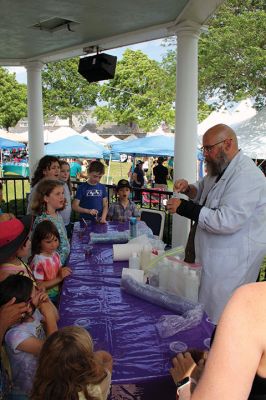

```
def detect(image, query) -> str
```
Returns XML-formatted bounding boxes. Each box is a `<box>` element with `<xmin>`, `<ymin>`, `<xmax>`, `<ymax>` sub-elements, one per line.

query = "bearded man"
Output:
<box><xmin>167</xmin><ymin>124</ymin><xmax>266</xmax><ymax>324</ymax></box>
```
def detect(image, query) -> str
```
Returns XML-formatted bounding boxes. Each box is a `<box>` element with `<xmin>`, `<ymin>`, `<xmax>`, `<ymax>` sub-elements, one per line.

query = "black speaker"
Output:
<box><xmin>78</xmin><ymin>53</ymin><xmax>117</xmax><ymax>83</ymax></box>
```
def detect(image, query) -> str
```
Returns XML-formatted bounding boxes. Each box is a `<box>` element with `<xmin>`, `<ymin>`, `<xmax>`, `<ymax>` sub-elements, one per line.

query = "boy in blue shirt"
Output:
<box><xmin>72</xmin><ymin>161</ymin><xmax>108</xmax><ymax>223</ymax></box>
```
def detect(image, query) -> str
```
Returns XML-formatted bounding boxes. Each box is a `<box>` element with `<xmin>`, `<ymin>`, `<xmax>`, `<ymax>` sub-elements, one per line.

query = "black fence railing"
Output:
<box><xmin>0</xmin><ymin>177</ymin><xmax>174</xmax><ymax>245</ymax></box>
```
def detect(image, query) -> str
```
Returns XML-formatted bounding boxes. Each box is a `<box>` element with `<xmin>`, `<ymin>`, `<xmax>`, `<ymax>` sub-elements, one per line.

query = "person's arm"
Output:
<box><xmin>36</xmin><ymin>267</ymin><xmax>72</xmax><ymax>290</ymax></box>
<box><xmin>72</xmin><ymin>198</ymin><xmax>98</xmax><ymax>216</ymax></box>
<box><xmin>191</xmin><ymin>283</ymin><xmax>265</xmax><ymax>399</ymax></box>
<box><xmin>100</xmin><ymin>198</ymin><xmax>108</xmax><ymax>223</ymax></box>
<box><xmin>38</xmin><ymin>300</ymin><xmax>58</xmax><ymax>336</ymax></box>
<box><xmin>17</xmin><ymin>336</ymin><xmax>43</xmax><ymax>355</ymax></box>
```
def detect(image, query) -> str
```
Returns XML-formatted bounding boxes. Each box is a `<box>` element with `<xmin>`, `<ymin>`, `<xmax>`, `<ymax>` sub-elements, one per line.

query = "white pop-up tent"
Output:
<box><xmin>44</xmin><ymin>127</ymin><xmax>79</xmax><ymax>143</ymax></box>
<box><xmin>235</xmin><ymin>107</ymin><xmax>266</xmax><ymax>159</ymax></box>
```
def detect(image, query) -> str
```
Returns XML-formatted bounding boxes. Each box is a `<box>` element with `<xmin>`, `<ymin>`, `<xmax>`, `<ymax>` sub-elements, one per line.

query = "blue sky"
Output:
<box><xmin>7</xmin><ymin>38</ymin><xmax>168</xmax><ymax>84</ymax></box>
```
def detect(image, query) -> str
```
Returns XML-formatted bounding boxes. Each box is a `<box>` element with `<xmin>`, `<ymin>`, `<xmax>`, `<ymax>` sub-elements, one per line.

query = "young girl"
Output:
<box><xmin>31</xmin><ymin>326</ymin><xmax>113</xmax><ymax>400</ymax></box>
<box><xmin>31</xmin><ymin>179</ymin><xmax>70</xmax><ymax>265</ymax></box>
<box><xmin>30</xmin><ymin>220</ymin><xmax>72</xmax><ymax>304</ymax></box>
<box><xmin>0</xmin><ymin>275</ymin><xmax>58</xmax><ymax>398</ymax></box>
<box><xmin>27</xmin><ymin>155</ymin><xmax>60</xmax><ymax>215</ymax></box>
<box><xmin>0</xmin><ymin>214</ymin><xmax>35</xmax><ymax>283</ymax></box>
<box><xmin>59</xmin><ymin>160</ymin><xmax>72</xmax><ymax>237</ymax></box>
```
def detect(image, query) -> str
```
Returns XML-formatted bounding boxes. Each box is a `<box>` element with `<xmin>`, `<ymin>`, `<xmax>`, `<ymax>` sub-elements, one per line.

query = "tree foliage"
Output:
<box><xmin>161</xmin><ymin>0</ymin><xmax>266</xmax><ymax>112</ymax></box>
<box><xmin>0</xmin><ymin>67</ymin><xmax>27</xmax><ymax>131</ymax></box>
<box><xmin>94</xmin><ymin>49</ymin><xmax>175</xmax><ymax>131</ymax></box>
<box><xmin>42</xmin><ymin>58</ymin><xmax>99</xmax><ymax>127</ymax></box>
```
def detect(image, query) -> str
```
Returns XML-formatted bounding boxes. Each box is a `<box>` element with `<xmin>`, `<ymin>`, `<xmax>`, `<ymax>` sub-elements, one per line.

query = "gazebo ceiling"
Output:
<box><xmin>0</xmin><ymin>0</ymin><xmax>224</xmax><ymax>65</ymax></box>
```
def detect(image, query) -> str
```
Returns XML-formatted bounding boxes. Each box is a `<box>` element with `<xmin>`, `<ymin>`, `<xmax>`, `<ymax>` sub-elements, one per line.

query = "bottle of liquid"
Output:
<box><xmin>185</xmin><ymin>269</ymin><xmax>199</xmax><ymax>302</ymax></box>
<box><xmin>129</xmin><ymin>217</ymin><xmax>137</xmax><ymax>239</ymax></box>
<box><xmin>158</xmin><ymin>259</ymin><xmax>171</xmax><ymax>291</ymax></box>
<box><xmin>129</xmin><ymin>252</ymin><xmax>140</xmax><ymax>269</ymax></box>
<box><xmin>140</xmin><ymin>243</ymin><xmax>152</xmax><ymax>271</ymax></box>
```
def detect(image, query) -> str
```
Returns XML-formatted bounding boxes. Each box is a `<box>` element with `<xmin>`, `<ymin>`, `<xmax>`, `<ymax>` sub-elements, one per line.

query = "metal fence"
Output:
<box><xmin>0</xmin><ymin>177</ymin><xmax>174</xmax><ymax>245</ymax></box>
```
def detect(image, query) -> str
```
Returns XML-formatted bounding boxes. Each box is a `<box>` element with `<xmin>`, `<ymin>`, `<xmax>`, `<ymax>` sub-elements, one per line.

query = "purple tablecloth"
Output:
<box><xmin>59</xmin><ymin>221</ymin><xmax>215</xmax><ymax>399</ymax></box>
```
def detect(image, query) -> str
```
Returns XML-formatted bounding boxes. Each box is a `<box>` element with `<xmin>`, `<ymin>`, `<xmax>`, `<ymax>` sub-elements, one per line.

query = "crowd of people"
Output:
<box><xmin>0</xmin><ymin>123</ymin><xmax>266</xmax><ymax>399</ymax></box>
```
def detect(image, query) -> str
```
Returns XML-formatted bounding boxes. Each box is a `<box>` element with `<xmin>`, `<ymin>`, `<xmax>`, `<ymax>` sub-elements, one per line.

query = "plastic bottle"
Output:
<box><xmin>129</xmin><ymin>252</ymin><xmax>140</xmax><ymax>269</ymax></box>
<box><xmin>185</xmin><ymin>269</ymin><xmax>199</xmax><ymax>302</ymax></box>
<box><xmin>129</xmin><ymin>217</ymin><xmax>137</xmax><ymax>239</ymax></box>
<box><xmin>140</xmin><ymin>243</ymin><xmax>152</xmax><ymax>270</ymax></box>
<box><xmin>158</xmin><ymin>259</ymin><xmax>171</xmax><ymax>291</ymax></box>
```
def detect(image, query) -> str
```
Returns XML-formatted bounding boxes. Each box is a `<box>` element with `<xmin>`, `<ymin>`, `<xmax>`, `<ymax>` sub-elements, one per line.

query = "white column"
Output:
<box><xmin>25</xmin><ymin>61</ymin><xmax>44</xmax><ymax>176</ymax></box>
<box><xmin>172</xmin><ymin>21</ymin><xmax>201</xmax><ymax>247</ymax></box>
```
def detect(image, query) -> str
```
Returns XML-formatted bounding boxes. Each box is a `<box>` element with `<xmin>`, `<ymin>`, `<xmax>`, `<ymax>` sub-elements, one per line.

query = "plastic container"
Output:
<box><xmin>129</xmin><ymin>252</ymin><xmax>140</xmax><ymax>269</ymax></box>
<box><xmin>140</xmin><ymin>243</ymin><xmax>152</xmax><ymax>270</ymax></box>
<box><xmin>129</xmin><ymin>217</ymin><xmax>137</xmax><ymax>239</ymax></box>
<box><xmin>185</xmin><ymin>269</ymin><xmax>199</xmax><ymax>302</ymax></box>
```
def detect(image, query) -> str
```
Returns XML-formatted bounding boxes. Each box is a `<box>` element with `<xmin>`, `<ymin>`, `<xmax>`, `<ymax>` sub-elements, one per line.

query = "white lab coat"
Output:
<box><xmin>194</xmin><ymin>150</ymin><xmax>266</xmax><ymax>323</ymax></box>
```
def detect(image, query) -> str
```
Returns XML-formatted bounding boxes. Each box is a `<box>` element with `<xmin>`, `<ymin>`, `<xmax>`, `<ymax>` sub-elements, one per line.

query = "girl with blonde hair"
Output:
<box><xmin>31</xmin><ymin>179</ymin><xmax>70</xmax><ymax>265</ymax></box>
<box><xmin>31</xmin><ymin>326</ymin><xmax>112</xmax><ymax>400</ymax></box>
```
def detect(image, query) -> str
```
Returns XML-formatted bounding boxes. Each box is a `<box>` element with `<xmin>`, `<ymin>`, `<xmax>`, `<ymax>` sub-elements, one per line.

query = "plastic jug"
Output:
<box><xmin>129</xmin><ymin>252</ymin><xmax>140</xmax><ymax>269</ymax></box>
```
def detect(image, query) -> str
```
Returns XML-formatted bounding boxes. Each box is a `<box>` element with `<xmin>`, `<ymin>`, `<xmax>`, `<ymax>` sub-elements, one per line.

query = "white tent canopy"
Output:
<box><xmin>104</xmin><ymin>135</ymin><xmax>121</xmax><ymax>144</ymax></box>
<box><xmin>44</xmin><ymin>127</ymin><xmax>79</xmax><ymax>143</ymax></box>
<box><xmin>198</xmin><ymin>99</ymin><xmax>257</xmax><ymax>140</ymax></box>
<box><xmin>81</xmin><ymin>130</ymin><xmax>106</xmax><ymax>145</ymax></box>
<box><xmin>235</xmin><ymin>107</ymin><xmax>266</xmax><ymax>159</ymax></box>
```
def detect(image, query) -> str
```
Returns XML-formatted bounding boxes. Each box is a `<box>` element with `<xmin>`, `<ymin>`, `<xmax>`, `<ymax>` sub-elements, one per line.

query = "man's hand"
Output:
<box><xmin>174</xmin><ymin>179</ymin><xmax>189</xmax><ymax>193</ymax></box>
<box><xmin>167</xmin><ymin>197</ymin><xmax>181</xmax><ymax>214</ymax></box>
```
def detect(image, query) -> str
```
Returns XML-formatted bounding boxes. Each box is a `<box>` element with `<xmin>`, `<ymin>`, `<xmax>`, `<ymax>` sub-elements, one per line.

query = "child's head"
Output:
<box><xmin>0</xmin><ymin>214</ymin><xmax>32</xmax><ymax>263</ymax></box>
<box><xmin>116</xmin><ymin>179</ymin><xmax>131</xmax><ymax>200</ymax></box>
<box><xmin>31</xmin><ymin>156</ymin><xmax>60</xmax><ymax>187</ymax></box>
<box><xmin>31</xmin><ymin>179</ymin><xmax>65</xmax><ymax>214</ymax></box>
<box><xmin>0</xmin><ymin>274</ymin><xmax>33</xmax><ymax>307</ymax></box>
<box><xmin>31</xmin><ymin>326</ymin><xmax>106</xmax><ymax>400</ymax></box>
<box><xmin>31</xmin><ymin>220</ymin><xmax>60</xmax><ymax>256</ymax></box>
<box><xmin>59</xmin><ymin>160</ymin><xmax>71</xmax><ymax>190</ymax></box>
<box><xmin>87</xmin><ymin>160</ymin><xmax>105</xmax><ymax>185</ymax></box>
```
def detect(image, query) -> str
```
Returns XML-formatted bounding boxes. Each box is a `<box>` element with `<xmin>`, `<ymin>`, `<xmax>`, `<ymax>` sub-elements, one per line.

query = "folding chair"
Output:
<box><xmin>140</xmin><ymin>208</ymin><xmax>165</xmax><ymax>240</ymax></box>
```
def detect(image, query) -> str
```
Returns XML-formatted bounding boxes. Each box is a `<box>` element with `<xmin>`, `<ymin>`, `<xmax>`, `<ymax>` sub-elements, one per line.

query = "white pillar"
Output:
<box><xmin>172</xmin><ymin>21</ymin><xmax>201</xmax><ymax>247</ymax></box>
<box><xmin>25</xmin><ymin>61</ymin><xmax>44</xmax><ymax>176</ymax></box>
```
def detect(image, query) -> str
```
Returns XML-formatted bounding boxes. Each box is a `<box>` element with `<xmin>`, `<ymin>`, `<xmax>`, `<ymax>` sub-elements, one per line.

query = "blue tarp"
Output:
<box><xmin>45</xmin><ymin>135</ymin><xmax>109</xmax><ymax>159</ymax></box>
<box><xmin>0</xmin><ymin>137</ymin><xmax>26</xmax><ymax>150</ymax></box>
<box><xmin>110</xmin><ymin>135</ymin><xmax>175</xmax><ymax>157</ymax></box>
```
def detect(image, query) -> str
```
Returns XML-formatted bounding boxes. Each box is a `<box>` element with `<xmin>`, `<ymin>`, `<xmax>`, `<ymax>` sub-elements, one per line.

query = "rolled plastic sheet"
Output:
<box><xmin>121</xmin><ymin>275</ymin><xmax>204</xmax><ymax>316</ymax></box>
<box><xmin>113</xmin><ymin>243</ymin><xmax>144</xmax><ymax>261</ymax></box>
<box><xmin>90</xmin><ymin>231</ymin><xmax>129</xmax><ymax>244</ymax></box>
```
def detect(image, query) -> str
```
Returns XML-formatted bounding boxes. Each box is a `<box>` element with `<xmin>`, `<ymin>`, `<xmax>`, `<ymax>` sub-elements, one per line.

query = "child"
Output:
<box><xmin>59</xmin><ymin>160</ymin><xmax>72</xmax><ymax>237</ymax></box>
<box><xmin>30</xmin><ymin>220</ymin><xmax>72</xmax><ymax>304</ymax></box>
<box><xmin>107</xmin><ymin>179</ymin><xmax>140</xmax><ymax>222</ymax></box>
<box><xmin>0</xmin><ymin>214</ymin><xmax>35</xmax><ymax>282</ymax></box>
<box><xmin>31</xmin><ymin>179</ymin><xmax>70</xmax><ymax>265</ymax></box>
<box><xmin>72</xmin><ymin>160</ymin><xmax>108</xmax><ymax>223</ymax></box>
<box><xmin>0</xmin><ymin>275</ymin><xmax>58</xmax><ymax>398</ymax></box>
<box><xmin>27</xmin><ymin>155</ymin><xmax>60</xmax><ymax>215</ymax></box>
<box><xmin>31</xmin><ymin>326</ymin><xmax>112</xmax><ymax>400</ymax></box>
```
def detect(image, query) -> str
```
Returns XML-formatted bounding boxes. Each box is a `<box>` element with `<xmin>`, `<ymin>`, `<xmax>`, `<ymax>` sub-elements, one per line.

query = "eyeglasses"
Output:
<box><xmin>201</xmin><ymin>139</ymin><xmax>231</xmax><ymax>153</ymax></box>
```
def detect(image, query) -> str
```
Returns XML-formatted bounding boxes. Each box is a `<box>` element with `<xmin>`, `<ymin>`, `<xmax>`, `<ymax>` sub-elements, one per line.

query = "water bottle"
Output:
<box><xmin>129</xmin><ymin>252</ymin><xmax>140</xmax><ymax>269</ymax></box>
<box><xmin>129</xmin><ymin>217</ymin><xmax>137</xmax><ymax>239</ymax></box>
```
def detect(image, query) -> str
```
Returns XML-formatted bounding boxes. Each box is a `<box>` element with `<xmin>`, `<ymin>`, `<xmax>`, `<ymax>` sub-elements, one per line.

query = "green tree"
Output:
<box><xmin>94</xmin><ymin>49</ymin><xmax>175</xmax><ymax>131</ymax></box>
<box><xmin>161</xmin><ymin>0</ymin><xmax>266</xmax><ymax>113</ymax></box>
<box><xmin>42</xmin><ymin>58</ymin><xmax>99</xmax><ymax>127</ymax></box>
<box><xmin>0</xmin><ymin>67</ymin><xmax>27</xmax><ymax>130</ymax></box>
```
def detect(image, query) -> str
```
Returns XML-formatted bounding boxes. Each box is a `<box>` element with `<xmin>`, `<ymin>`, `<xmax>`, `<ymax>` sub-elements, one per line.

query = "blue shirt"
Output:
<box><xmin>70</xmin><ymin>162</ymin><xmax>81</xmax><ymax>178</ymax></box>
<box><xmin>75</xmin><ymin>182</ymin><xmax>107</xmax><ymax>220</ymax></box>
